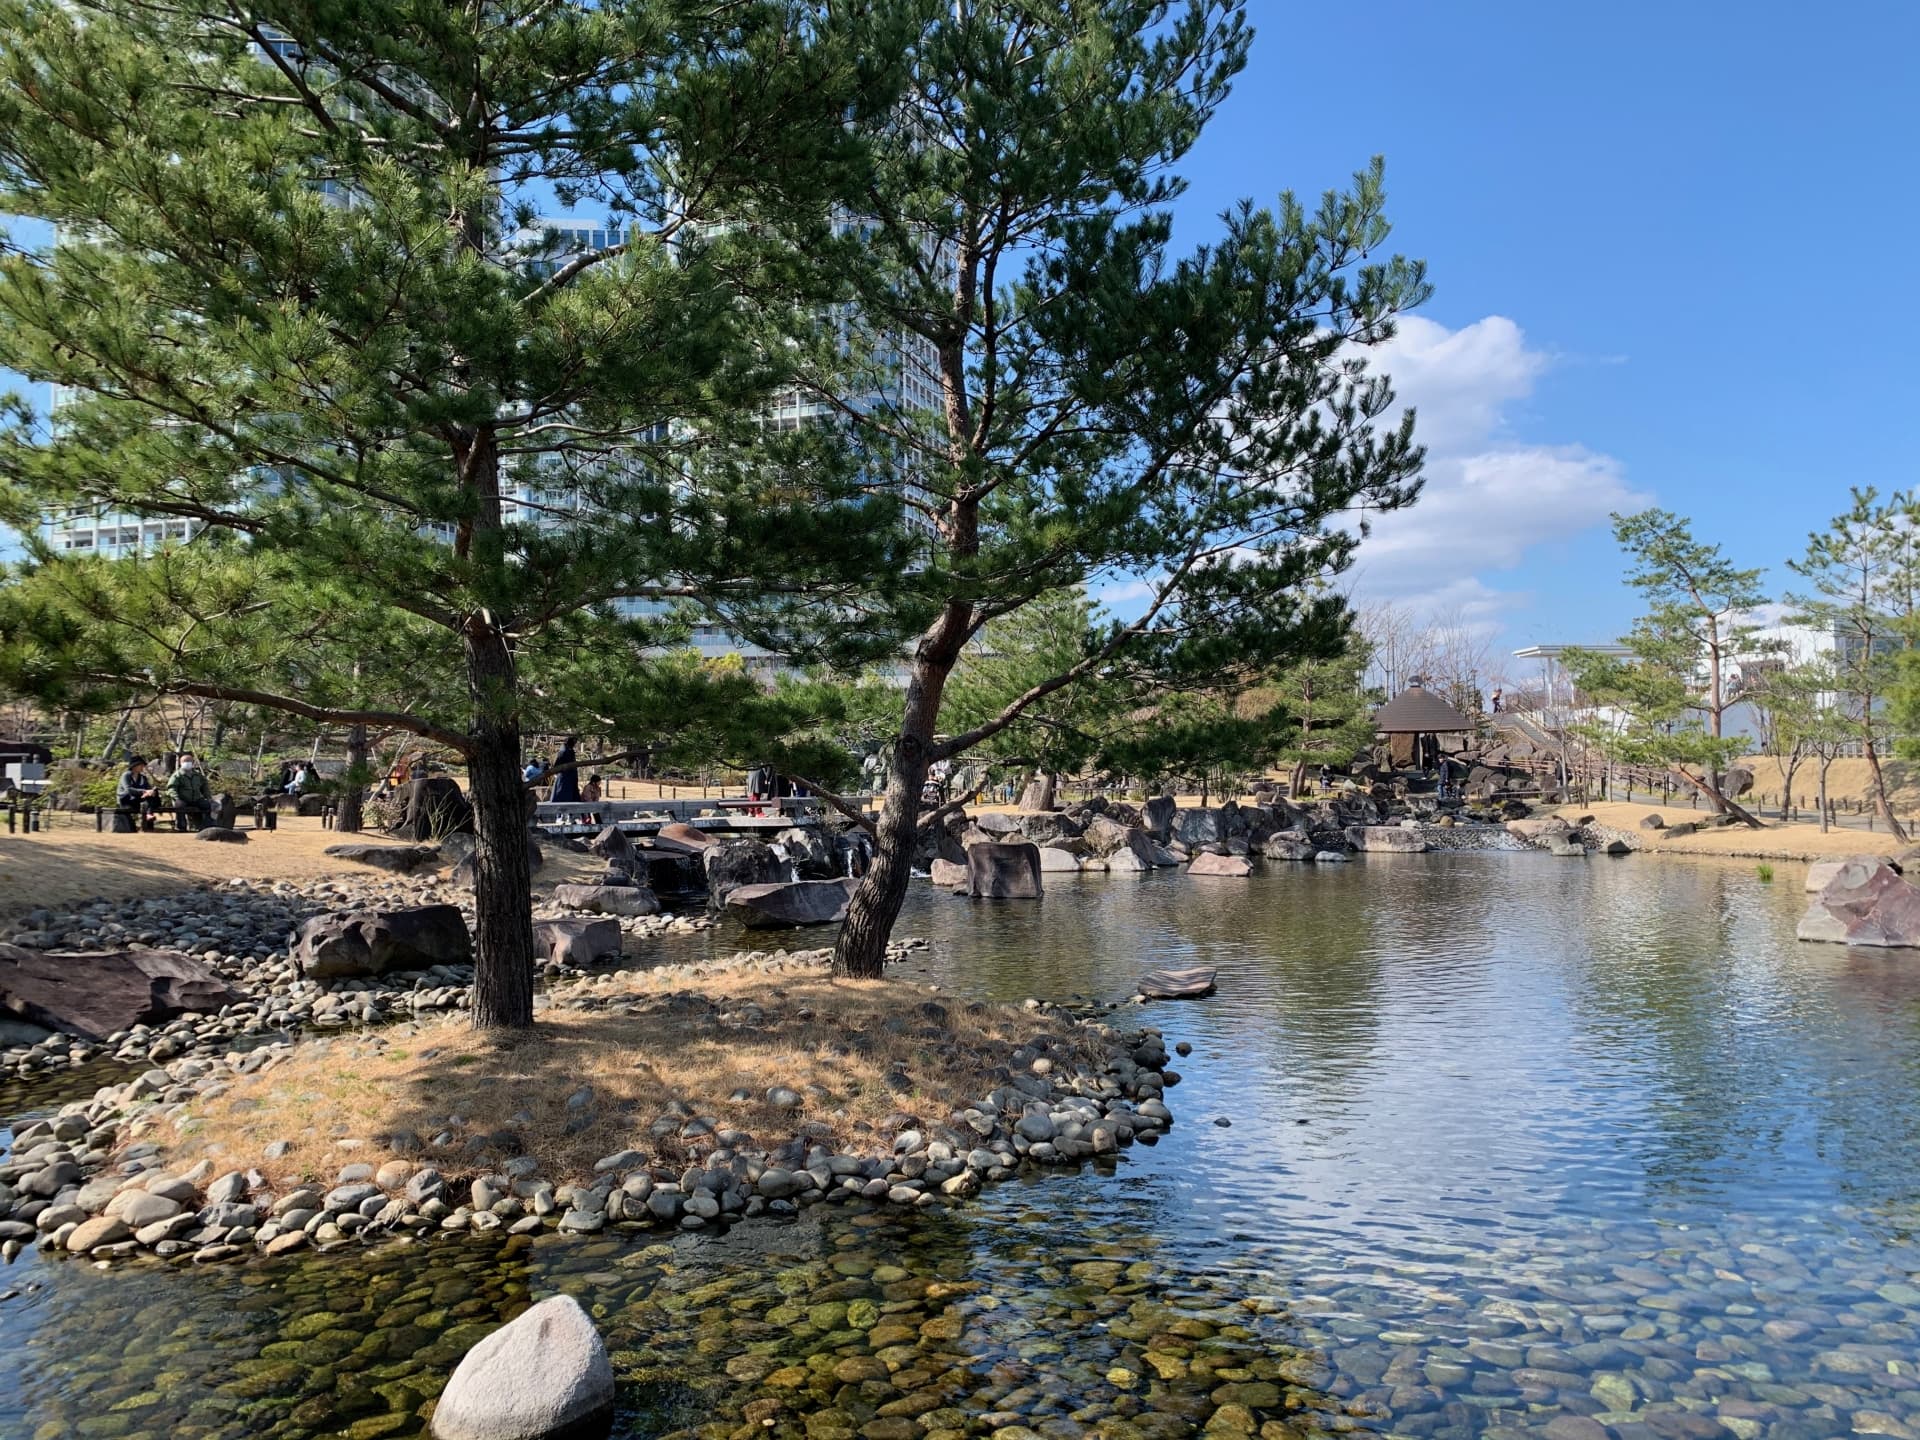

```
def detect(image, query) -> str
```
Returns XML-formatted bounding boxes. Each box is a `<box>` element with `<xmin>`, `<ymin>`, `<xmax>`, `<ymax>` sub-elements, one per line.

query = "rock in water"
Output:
<box><xmin>1344</xmin><ymin>825</ymin><xmax>1429</xmax><ymax>853</ymax></box>
<box><xmin>928</xmin><ymin>858</ymin><xmax>970</xmax><ymax>890</ymax></box>
<box><xmin>550</xmin><ymin>884</ymin><xmax>660</xmax><ymax>919</ymax></box>
<box><xmin>703</xmin><ymin>839</ymin><xmax>788</xmax><ymax>911</ymax></box>
<box><xmin>1187</xmin><ymin>852</ymin><xmax>1252</xmax><ymax>877</ymax></box>
<box><xmin>723</xmin><ymin>878</ymin><xmax>857</xmax><ymax>928</ymax></box>
<box><xmin>324</xmin><ymin>842</ymin><xmax>444</xmax><ymax>874</ymax></box>
<box><xmin>966</xmin><ymin>841</ymin><xmax>1042</xmax><ymax>900</ymax></box>
<box><xmin>431</xmin><ymin>1294</ymin><xmax>614</xmax><ymax>1440</ymax></box>
<box><xmin>1143</xmin><ymin>794</ymin><xmax>1177</xmax><ymax>843</ymax></box>
<box><xmin>1799</xmin><ymin>860</ymin><xmax>1920</xmax><ymax>947</ymax></box>
<box><xmin>0</xmin><ymin>943</ymin><xmax>240</xmax><ymax>1040</ymax></box>
<box><xmin>1137</xmin><ymin>967</ymin><xmax>1217</xmax><ymax>1000</ymax></box>
<box><xmin>294</xmin><ymin>905</ymin><xmax>472</xmax><ymax>979</ymax></box>
<box><xmin>1036</xmin><ymin>847</ymin><xmax>1083</xmax><ymax>873</ymax></box>
<box><xmin>532</xmin><ymin>917</ymin><xmax>622</xmax><ymax>966</ymax></box>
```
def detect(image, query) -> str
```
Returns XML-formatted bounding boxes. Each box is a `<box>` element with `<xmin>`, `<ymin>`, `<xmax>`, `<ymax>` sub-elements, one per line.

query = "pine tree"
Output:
<box><xmin>1788</xmin><ymin>488</ymin><xmax>1912</xmax><ymax>842</ymax></box>
<box><xmin>0</xmin><ymin>0</ymin><xmax>911</xmax><ymax>1026</ymax></box>
<box><xmin>1607</xmin><ymin>508</ymin><xmax>1772</xmax><ymax>813</ymax></box>
<box><xmin>740</xmin><ymin>1</ymin><xmax>1431</xmax><ymax>976</ymax></box>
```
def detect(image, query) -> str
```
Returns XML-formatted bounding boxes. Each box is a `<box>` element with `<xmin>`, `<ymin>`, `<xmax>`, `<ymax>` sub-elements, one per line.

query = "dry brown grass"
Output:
<box><xmin>160</xmin><ymin>971</ymin><xmax>1099</xmax><ymax>1189</ymax></box>
<box><xmin>1559</xmin><ymin>801</ymin><xmax>1904</xmax><ymax>861</ymax></box>
<box><xmin>0</xmin><ymin>815</ymin><xmax>607</xmax><ymax>918</ymax></box>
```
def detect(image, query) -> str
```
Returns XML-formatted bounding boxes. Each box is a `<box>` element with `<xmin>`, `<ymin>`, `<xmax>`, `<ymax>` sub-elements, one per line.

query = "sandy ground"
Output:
<box><xmin>0</xmin><ymin>814</ymin><xmax>604</xmax><ymax>918</ymax></box>
<box><xmin>1556</xmin><ymin>801</ymin><xmax>1905</xmax><ymax>862</ymax></box>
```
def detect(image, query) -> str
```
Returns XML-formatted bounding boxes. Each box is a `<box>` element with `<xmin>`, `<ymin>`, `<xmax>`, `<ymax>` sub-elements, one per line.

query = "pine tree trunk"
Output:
<box><xmin>336</xmin><ymin>723</ymin><xmax>368</xmax><ymax>834</ymax></box>
<box><xmin>1018</xmin><ymin>772</ymin><xmax>1056</xmax><ymax>811</ymax></box>
<box><xmin>835</xmin><ymin>628</ymin><xmax>964</xmax><ymax>980</ymax></box>
<box><xmin>464</xmin><ymin>623</ymin><xmax>536</xmax><ymax>1029</ymax></box>
<box><xmin>1864</xmin><ymin>735</ymin><xmax>1909</xmax><ymax>843</ymax></box>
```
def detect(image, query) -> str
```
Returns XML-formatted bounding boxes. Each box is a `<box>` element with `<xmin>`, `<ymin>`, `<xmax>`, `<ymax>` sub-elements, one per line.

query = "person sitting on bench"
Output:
<box><xmin>117</xmin><ymin>756</ymin><xmax>163</xmax><ymax>831</ymax></box>
<box><xmin>166</xmin><ymin>752</ymin><xmax>214</xmax><ymax>831</ymax></box>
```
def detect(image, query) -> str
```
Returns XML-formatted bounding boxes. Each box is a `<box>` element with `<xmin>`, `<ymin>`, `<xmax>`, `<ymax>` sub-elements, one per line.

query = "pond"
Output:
<box><xmin>5</xmin><ymin>853</ymin><xmax>1919</xmax><ymax>1440</ymax></box>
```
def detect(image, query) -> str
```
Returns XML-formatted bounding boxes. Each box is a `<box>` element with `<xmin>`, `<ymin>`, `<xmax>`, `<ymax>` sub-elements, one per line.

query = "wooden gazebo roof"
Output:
<box><xmin>1372</xmin><ymin>683</ymin><xmax>1473</xmax><ymax>734</ymax></box>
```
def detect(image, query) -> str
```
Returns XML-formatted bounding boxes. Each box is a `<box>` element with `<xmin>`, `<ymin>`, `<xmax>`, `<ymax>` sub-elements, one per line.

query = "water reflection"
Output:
<box><xmin>5</xmin><ymin>854</ymin><xmax>1920</xmax><ymax>1440</ymax></box>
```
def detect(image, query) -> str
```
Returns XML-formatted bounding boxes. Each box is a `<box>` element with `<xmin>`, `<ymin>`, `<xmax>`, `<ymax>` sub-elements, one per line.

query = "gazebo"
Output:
<box><xmin>1372</xmin><ymin>681</ymin><xmax>1474</xmax><ymax>769</ymax></box>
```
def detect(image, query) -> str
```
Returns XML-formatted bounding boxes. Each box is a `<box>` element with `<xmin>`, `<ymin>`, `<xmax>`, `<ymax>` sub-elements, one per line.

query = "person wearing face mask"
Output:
<box><xmin>167</xmin><ymin>752</ymin><xmax>215</xmax><ymax>831</ymax></box>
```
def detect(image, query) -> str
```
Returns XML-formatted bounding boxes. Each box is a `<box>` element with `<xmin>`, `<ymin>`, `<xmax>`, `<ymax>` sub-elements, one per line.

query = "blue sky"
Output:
<box><xmin>8</xmin><ymin>2</ymin><xmax>1916</xmax><ymax>680</ymax></box>
<box><xmin>1163</xmin><ymin>0</ymin><xmax>1919</xmax><ymax>674</ymax></box>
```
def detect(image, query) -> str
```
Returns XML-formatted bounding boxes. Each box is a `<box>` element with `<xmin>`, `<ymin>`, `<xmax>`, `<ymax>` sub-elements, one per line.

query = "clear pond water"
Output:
<box><xmin>5</xmin><ymin>853</ymin><xmax>1920</xmax><ymax>1440</ymax></box>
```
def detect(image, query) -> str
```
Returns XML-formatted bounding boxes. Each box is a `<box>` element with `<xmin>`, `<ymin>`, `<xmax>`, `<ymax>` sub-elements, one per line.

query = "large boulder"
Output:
<box><xmin>1188</xmin><ymin>852</ymin><xmax>1253</xmax><ymax>878</ymax></box>
<box><xmin>928</xmin><ymin>858</ymin><xmax>970</xmax><ymax>890</ymax></box>
<box><xmin>1262</xmin><ymin>833</ymin><xmax>1318</xmax><ymax>862</ymax></box>
<box><xmin>1345</xmin><ymin>825</ymin><xmax>1429</xmax><ymax>853</ymax></box>
<box><xmin>772</xmin><ymin>826</ymin><xmax>837</xmax><ymax>879</ymax></box>
<box><xmin>1173</xmin><ymin>807</ymin><xmax>1224</xmax><ymax>848</ymax></box>
<box><xmin>325</xmin><ymin>842</ymin><xmax>443</xmax><ymax>875</ymax></box>
<box><xmin>399</xmin><ymin>774</ymin><xmax>473</xmax><ymax>841</ymax></box>
<box><xmin>431</xmin><ymin>1294</ymin><xmax>615</xmax><ymax>1440</ymax></box>
<box><xmin>1013</xmin><ymin>810</ymin><xmax>1084</xmax><ymax>845</ymax></box>
<box><xmin>587</xmin><ymin>825</ymin><xmax>642</xmax><ymax>876</ymax></box>
<box><xmin>294</xmin><ymin>905</ymin><xmax>472</xmax><ymax>979</ymax></box>
<box><xmin>1799</xmin><ymin>861</ymin><xmax>1920</xmax><ymax>947</ymax></box>
<box><xmin>704</xmin><ymin>840</ymin><xmax>789</xmax><ymax>912</ymax></box>
<box><xmin>1506</xmin><ymin>816</ymin><xmax>1572</xmax><ymax>847</ymax></box>
<box><xmin>966</xmin><ymin>841</ymin><xmax>1042</xmax><ymax>900</ymax></box>
<box><xmin>533</xmin><ymin>917</ymin><xmax>623</xmax><ymax>967</ymax></box>
<box><xmin>0</xmin><ymin>944</ymin><xmax>241</xmax><ymax>1041</ymax></box>
<box><xmin>1806</xmin><ymin>857</ymin><xmax>1887</xmax><ymax>892</ymax></box>
<box><xmin>1723</xmin><ymin>765</ymin><xmax>1755</xmax><ymax>799</ymax></box>
<box><xmin>724</xmin><ymin>878</ymin><xmax>858</xmax><ymax>929</ymax></box>
<box><xmin>196</xmin><ymin>826</ymin><xmax>249</xmax><ymax>843</ymax></box>
<box><xmin>209</xmin><ymin>792</ymin><xmax>238</xmax><ymax>830</ymax></box>
<box><xmin>551</xmin><ymin>884</ymin><xmax>660</xmax><ymax>919</ymax></box>
<box><xmin>1081</xmin><ymin>815</ymin><xmax>1155</xmax><ymax>863</ymax></box>
<box><xmin>1036</xmin><ymin>847</ymin><xmax>1084</xmax><ymax>873</ymax></box>
<box><xmin>1143</xmin><ymin>795</ymin><xmax>1178</xmax><ymax>844</ymax></box>
<box><xmin>971</xmin><ymin>811</ymin><xmax>1024</xmax><ymax>836</ymax></box>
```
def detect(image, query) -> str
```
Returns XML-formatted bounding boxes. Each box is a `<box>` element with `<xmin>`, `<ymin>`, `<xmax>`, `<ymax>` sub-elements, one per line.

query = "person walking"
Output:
<box><xmin>548</xmin><ymin>737</ymin><xmax>581</xmax><ymax>804</ymax></box>
<box><xmin>1489</xmin><ymin>687</ymin><xmax>1503</xmax><ymax>714</ymax></box>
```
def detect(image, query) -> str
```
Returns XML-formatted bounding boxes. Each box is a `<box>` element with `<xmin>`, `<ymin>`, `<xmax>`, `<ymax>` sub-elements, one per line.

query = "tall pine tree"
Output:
<box><xmin>0</xmin><ymin>0</ymin><xmax>912</xmax><ymax>1026</ymax></box>
<box><xmin>730</xmin><ymin>0</ymin><xmax>1431</xmax><ymax>975</ymax></box>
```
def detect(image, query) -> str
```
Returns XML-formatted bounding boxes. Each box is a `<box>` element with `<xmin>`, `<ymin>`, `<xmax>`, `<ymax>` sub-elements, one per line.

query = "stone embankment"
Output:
<box><xmin>922</xmin><ymin>792</ymin><xmax>1554</xmax><ymax>882</ymax></box>
<box><xmin>0</xmin><ymin>944</ymin><xmax>1179</xmax><ymax>1270</ymax></box>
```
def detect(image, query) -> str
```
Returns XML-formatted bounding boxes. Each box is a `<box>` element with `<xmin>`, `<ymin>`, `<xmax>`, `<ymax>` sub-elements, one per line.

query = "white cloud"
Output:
<box><xmin>1342</xmin><ymin>315</ymin><xmax>1646</xmax><ymax>622</ymax></box>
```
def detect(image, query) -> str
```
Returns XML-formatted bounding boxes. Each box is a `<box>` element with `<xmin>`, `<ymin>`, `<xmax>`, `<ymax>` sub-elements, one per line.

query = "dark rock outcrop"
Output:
<box><xmin>294</xmin><ymin>905</ymin><xmax>473</xmax><ymax>979</ymax></box>
<box><xmin>704</xmin><ymin>840</ymin><xmax>789</xmax><ymax>912</ymax></box>
<box><xmin>533</xmin><ymin>917</ymin><xmax>623</xmax><ymax>966</ymax></box>
<box><xmin>324</xmin><ymin>842</ymin><xmax>443</xmax><ymax>874</ymax></box>
<box><xmin>551</xmin><ymin>883</ymin><xmax>661</xmax><ymax>918</ymax></box>
<box><xmin>724</xmin><ymin>878</ymin><xmax>858</xmax><ymax>928</ymax></box>
<box><xmin>0</xmin><ymin>943</ymin><xmax>241</xmax><ymax>1040</ymax></box>
<box><xmin>966</xmin><ymin>841</ymin><xmax>1042</xmax><ymax>900</ymax></box>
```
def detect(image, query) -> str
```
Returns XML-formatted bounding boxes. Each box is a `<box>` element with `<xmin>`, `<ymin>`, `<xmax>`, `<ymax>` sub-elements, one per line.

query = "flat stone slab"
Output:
<box><xmin>552</xmin><ymin>883</ymin><xmax>661</xmax><ymax>918</ymax></box>
<box><xmin>724</xmin><ymin>878</ymin><xmax>857</xmax><ymax>929</ymax></box>
<box><xmin>1188</xmin><ymin>852</ymin><xmax>1252</xmax><ymax>877</ymax></box>
<box><xmin>0</xmin><ymin>943</ymin><xmax>241</xmax><ymax>1040</ymax></box>
<box><xmin>324</xmin><ymin>842</ymin><xmax>443</xmax><ymax>874</ymax></box>
<box><xmin>1137</xmin><ymin>966</ymin><xmax>1217</xmax><ymax>1000</ymax></box>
